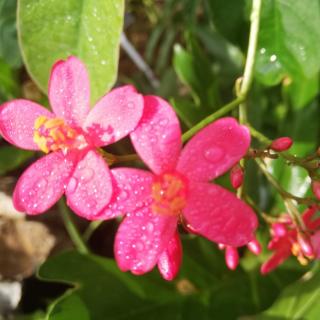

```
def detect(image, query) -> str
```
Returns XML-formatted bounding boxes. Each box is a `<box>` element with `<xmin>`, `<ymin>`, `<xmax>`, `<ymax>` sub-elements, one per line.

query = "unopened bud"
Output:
<box><xmin>247</xmin><ymin>239</ymin><xmax>262</xmax><ymax>255</ymax></box>
<box><xmin>225</xmin><ymin>246</ymin><xmax>239</xmax><ymax>270</ymax></box>
<box><xmin>230</xmin><ymin>164</ymin><xmax>244</xmax><ymax>189</ymax></box>
<box><xmin>312</xmin><ymin>181</ymin><xmax>320</xmax><ymax>200</ymax></box>
<box><xmin>271</xmin><ymin>223</ymin><xmax>287</xmax><ymax>237</ymax></box>
<box><xmin>270</xmin><ymin>137</ymin><xmax>293</xmax><ymax>152</ymax></box>
<box><xmin>297</xmin><ymin>233</ymin><xmax>314</xmax><ymax>258</ymax></box>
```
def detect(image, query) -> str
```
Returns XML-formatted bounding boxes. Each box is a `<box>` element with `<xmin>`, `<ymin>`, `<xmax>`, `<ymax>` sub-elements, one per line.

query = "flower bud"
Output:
<box><xmin>297</xmin><ymin>233</ymin><xmax>314</xmax><ymax>258</ymax></box>
<box><xmin>270</xmin><ymin>137</ymin><xmax>293</xmax><ymax>152</ymax></box>
<box><xmin>312</xmin><ymin>180</ymin><xmax>320</xmax><ymax>200</ymax></box>
<box><xmin>230</xmin><ymin>164</ymin><xmax>244</xmax><ymax>189</ymax></box>
<box><xmin>247</xmin><ymin>239</ymin><xmax>262</xmax><ymax>255</ymax></box>
<box><xmin>271</xmin><ymin>223</ymin><xmax>287</xmax><ymax>237</ymax></box>
<box><xmin>225</xmin><ymin>246</ymin><xmax>239</xmax><ymax>270</ymax></box>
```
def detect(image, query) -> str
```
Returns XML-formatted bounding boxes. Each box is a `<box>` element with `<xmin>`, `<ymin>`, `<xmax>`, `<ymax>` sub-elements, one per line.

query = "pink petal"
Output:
<box><xmin>183</xmin><ymin>182</ymin><xmax>258</xmax><ymax>247</ymax></box>
<box><xmin>130</xmin><ymin>96</ymin><xmax>182</xmax><ymax>175</ymax></box>
<box><xmin>157</xmin><ymin>231</ymin><xmax>182</xmax><ymax>281</ymax></box>
<box><xmin>311</xmin><ymin>231</ymin><xmax>320</xmax><ymax>259</ymax></box>
<box><xmin>260</xmin><ymin>249</ymin><xmax>291</xmax><ymax>274</ymax></box>
<box><xmin>84</xmin><ymin>85</ymin><xmax>143</xmax><ymax>146</ymax></box>
<box><xmin>66</xmin><ymin>150</ymin><xmax>113</xmax><ymax>220</ymax></box>
<box><xmin>0</xmin><ymin>100</ymin><xmax>54</xmax><ymax>150</ymax></box>
<box><xmin>115</xmin><ymin>207</ymin><xmax>177</xmax><ymax>275</ymax></box>
<box><xmin>101</xmin><ymin>168</ymin><xmax>153</xmax><ymax>220</ymax></box>
<box><xmin>48</xmin><ymin>56</ymin><xmax>90</xmax><ymax>126</ymax></box>
<box><xmin>13</xmin><ymin>151</ymin><xmax>76</xmax><ymax>214</ymax></box>
<box><xmin>177</xmin><ymin>117</ymin><xmax>250</xmax><ymax>182</ymax></box>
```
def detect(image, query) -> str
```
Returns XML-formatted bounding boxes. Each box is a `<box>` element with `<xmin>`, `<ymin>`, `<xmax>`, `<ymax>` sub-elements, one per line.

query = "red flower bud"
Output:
<box><xmin>270</xmin><ymin>137</ymin><xmax>293</xmax><ymax>152</ymax></box>
<box><xmin>297</xmin><ymin>233</ymin><xmax>314</xmax><ymax>258</ymax></box>
<box><xmin>230</xmin><ymin>164</ymin><xmax>244</xmax><ymax>189</ymax></box>
<box><xmin>312</xmin><ymin>181</ymin><xmax>320</xmax><ymax>200</ymax></box>
<box><xmin>225</xmin><ymin>246</ymin><xmax>239</xmax><ymax>270</ymax></box>
<box><xmin>247</xmin><ymin>239</ymin><xmax>262</xmax><ymax>255</ymax></box>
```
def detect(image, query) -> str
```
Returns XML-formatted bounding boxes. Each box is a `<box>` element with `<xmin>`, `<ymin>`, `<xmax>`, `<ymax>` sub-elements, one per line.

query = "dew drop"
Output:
<box><xmin>146</xmin><ymin>222</ymin><xmax>154</xmax><ymax>233</ymax></box>
<box><xmin>127</xmin><ymin>101</ymin><xmax>135</xmax><ymax>109</ymax></box>
<box><xmin>159</xmin><ymin>118</ymin><xmax>168</xmax><ymax>127</ymax></box>
<box><xmin>37</xmin><ymin>178</ymin><xmax>47</xmax><ymax>189</ymax></box>
<box><xmin>270</xmin><ymin>54</ymin><xmax>277</xmax><ymax>62</ymax></box>
<box><xmin>204</xmin><ymin>146</ymin><xmax>224</xmax><ymax>162</ymax></box>
<box><xmin>80</xmin><ymin>168</ymin><xmax>94</xmax><ymax>181</ymax></box>
<box><xmin>68</xmin><ymin>177</ymin><xmax>78</xmax><ymax>193</ymax></box>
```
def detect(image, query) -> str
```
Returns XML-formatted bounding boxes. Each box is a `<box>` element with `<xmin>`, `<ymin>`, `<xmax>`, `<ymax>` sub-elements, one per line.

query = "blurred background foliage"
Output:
<box><xmin>0</xmin><ymin>0</ymin><xmax>320</xmax><ymax>319</ymax></box>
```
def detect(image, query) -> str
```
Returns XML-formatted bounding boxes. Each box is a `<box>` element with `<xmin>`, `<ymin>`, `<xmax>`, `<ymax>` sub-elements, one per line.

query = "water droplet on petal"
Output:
<box><xmin>37</xmin><ymin>178</ymin><xmax>47</xmax><ymax>189</ymax></box>
<box><xmin>204</xmin><ymin>146</ymin><xmax>224</xmax><ymax>163</ymax></box>
<box><xmin>68</xmin><ymin>177</ymin><xmax>78</xmax><ymax>193</ymax></box>
<box><xmin>80</xmin><ymin>168</ymin><xmax>94</xmax><ymax>181</ymax></box>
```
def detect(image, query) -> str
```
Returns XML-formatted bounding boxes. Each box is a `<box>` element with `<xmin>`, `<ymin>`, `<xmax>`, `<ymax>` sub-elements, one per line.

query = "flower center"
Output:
<box><xmin>151</xmin><ymin>173</ymin><xmax>188</xmax><ymax>216</ymax></box>
<box><xmin>33</xmin><ymin>116</ymin><xmax>88</xmax><ymax>153</ymax></box>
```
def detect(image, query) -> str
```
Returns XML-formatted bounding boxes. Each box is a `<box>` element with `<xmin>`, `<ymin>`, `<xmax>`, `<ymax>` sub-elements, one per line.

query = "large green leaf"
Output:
<box><xmin>0</xmin><ymin>146</ymin><xmax>34</xmax><ymax>175</ymax></box>
<box><xmin>256</xmin><ymin>0</ymin><xmax>320</xmax><ymax>85</ymax></box>
<box><xmin>18</xmin><ymin>0</ymin><xmax>124</xmax><ymax>104</ymax></box>
<box><xmin>40</xmin><ymin>236</ymin><xmax>305</xmax><ymax>320</ymax></box>
<box><xmin>0</xmin><ymin>0</ymin><xmax>22</xmax><ymax>67</ymax></box>
<box><xmin>258</xmin><ymin>265</ymin><xmax>320</xmax><ymax>319</ymax></box>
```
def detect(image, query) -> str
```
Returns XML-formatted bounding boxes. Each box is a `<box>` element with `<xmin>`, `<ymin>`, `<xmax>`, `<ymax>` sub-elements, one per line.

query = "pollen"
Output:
<box><xmin>151</xmin><ymin>173</ymin><xmax>188</xmax><ymax>216</ymax></box>
<box><xmin>33</xmin><ymin>116</ymin><xmax>87</xmax><ymax>153</ymax></box>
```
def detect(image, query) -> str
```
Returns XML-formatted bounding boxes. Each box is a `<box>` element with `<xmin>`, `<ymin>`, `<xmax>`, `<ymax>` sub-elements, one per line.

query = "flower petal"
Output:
<box><xmin>130</xmin><ymin>96</ymin><xmax>182</xmax><ymax>175</ymax></box>
<box><xmin>177</xmin><ymin>117</ymin><xmax>250</xmax><ymax>182</ymax></box>
<box><xmin>183</xmin><ymin>182</ymin><xmax>258</xmax><ymax>247</ymax></box>
<box><xmin>48</xmin><ymin>56</ymin><xmax>90</xmax><ymax>126</ymax></box>
<box><xmin>13</xmin><ymin>151</ymin><xmax>76</xmax><ymax>214</ymax></box>
<box><xmin>66</xmin><ymin>150</ymin><xmax>113</xmax><ymax>220</ymax></box>
<box><xmin>260</xmin><ymin>248</ymin><xmax>291</xmax><ymax>274</ymax></box>
<box><xmin>157</xmin><ymin>231</ymin><xmax>182</xmax><ymax>281</ymax></box>
<box><xmin>0</xmin><ymin>100</ymin><xmax>54</xmax><ymax>150</ymax></box>
<box><xmin>115</xmin><ymin>208</ymin><xmax>177</xmax><ymax>275</ymax></box>
<box><xmin>101</xmin><ymin>168</ymin><xmax>153</xmax><ymax>220</ymax></box>
<box><xmin>84</xmin><ymin>85</ymin><xmax>143</xmax><ymax>146</ymax></box>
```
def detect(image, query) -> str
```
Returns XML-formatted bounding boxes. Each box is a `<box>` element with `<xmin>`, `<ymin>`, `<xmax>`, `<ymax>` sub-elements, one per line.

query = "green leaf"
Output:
<box><xmin>0</xmin><ymin>58</ymin><xmax>20</xmax><ymax>101</ymax></box>
<box><xmin>173</xmin><ymin>42</ymin><xmax>218</xmax><ymax>109</ymax></box>
<box><xmin>256</xmin><ymin>0</ymin><xmax>320</xmax><ymax>85</ymax></box>
<box><xmin>40</xmin><ymin>251</ymin><xmax>182</xmax><ymax>320</ymax></box>
<box><xmin>0</xmin><ymin>146</ymin><xmax>34</xmax><ymax>175</ymax></box>
<box><xmin>0</xmin><ymin>0</ymin><xmax>22</xmax><ymax>67</ymax></box>
<box><xmin>258</xmin><ymin>265</ymin><xmax>320</xmax><ymax>319</ymax></box>
<box><xmin>205</xmin><ymin>0</ymin><xmax>248</xmax><ymax>47</ymax></box>
<box><xmin>18</xmin><ymin>0</ymin><xmax>124</xmax><ymax>104</ymax></box>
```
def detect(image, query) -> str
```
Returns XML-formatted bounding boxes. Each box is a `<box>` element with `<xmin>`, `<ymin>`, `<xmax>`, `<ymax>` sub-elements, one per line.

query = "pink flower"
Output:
<box><xmin>261</xmin><ymin>206</ymin><xmax>320</xmax><ymax>274</ymax></box>
<box><xmin>0</xmin><ymin>56</ymin><xmax>143</xmax><ymax>218</ymax></box>
<box><xmin>100</xmin><ymin>96</ymin><xmax>258</xmax><ymax>279</ymax></box>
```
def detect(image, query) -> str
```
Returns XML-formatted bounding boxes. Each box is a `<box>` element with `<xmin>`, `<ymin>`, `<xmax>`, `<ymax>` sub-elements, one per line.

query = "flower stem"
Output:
<box><xmin>181</xmin><ymin>96</ymin><xmax>244</xmax><ymax>143</ymax></box>
<box><xmin>238</xmin><ymin>0</ymin><xmax>262</xmax><ymax>124</ymax></box>
<box><xmin>255</xmin><ymin>158</ymin><xmax>313</xmax><ymax>205</ymax></box>
<box><xmin>58</xmin><ymin>199</ymin><xmax>90</xmax><ymax>254</ymax></box>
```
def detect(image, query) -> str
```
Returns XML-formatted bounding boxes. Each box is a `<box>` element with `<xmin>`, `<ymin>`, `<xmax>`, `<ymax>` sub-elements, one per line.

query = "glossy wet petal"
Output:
<box><xmin>130</xmin><ymin>96</ymin><xmax>182</xmax><ymax>175</ymax></box>
<box><xmin>157</xmin><ymin>231</ymin><xmax>182</xmax><ymax>280</ymax></box>
<box><xmin>84</xmin><ymin>85</ymin><xmax>143</xmax><ymax>146</ymax></box>
<box><xmin>66</xmin><ymin>150</ymin><xmax>113</xmax><ymax>220</ymax></box>
<box><xmin>115</xmin><ymin>207</ymin><xmax>177</xmax><ymax>275</ymax></box>
<box><xmin>183</xmin><ymin>182</ymin><xmax>258</xmax><ymax>247</ymax></box>
<box><xmin>48</xmin><ymin>56</ymin><xmax>90</xmax><ymax>126</ymax></box>
<box><xmin>13</xmin><ymin>151</ymin><xmax>76</xmax><ymax>214</ymax></box>
<box><xmin>0</xmin><ymin>100</ymin><xmax>54</xmax><ymax>150</ymax></box>
<box><xmin>177</xmin><ymin>117</ymin><xmax>250</xmax><ymax>182</ymax></box>
<box><xmin>101</xmin><ymin>168</ymin><xmax>153</xmax><ymax>220</ymax></box>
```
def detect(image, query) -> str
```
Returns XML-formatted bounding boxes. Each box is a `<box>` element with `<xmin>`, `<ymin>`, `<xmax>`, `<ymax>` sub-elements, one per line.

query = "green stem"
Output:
<box><xmin>58</xmin><ymin>199</ymin><xmax>89</xmax><ymax>254</ymax></box>
<box><xmin>239</xmin><ymin>0</ymin><xmax>263</xmax><ymax>99</ymax></box>
<box><xmin>181</xmin><ymin>96</ymin><xmax>244</xmax><ymax>143</ymax></box>
<box><xmin>255</xmin><ymin>158</ymin><xmax>313</xmax><ymax>206</ymax></box>
<box><xmin>83</xmin><ymin>220</ymin><xmax>104</xmax><ymax>242</ymax></box>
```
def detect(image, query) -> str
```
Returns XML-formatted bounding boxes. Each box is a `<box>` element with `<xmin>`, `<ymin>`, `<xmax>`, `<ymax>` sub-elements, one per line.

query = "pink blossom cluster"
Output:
<box><xmin>3</xmin><ymin>56</ymin><xmax>304</xmax><ymax>280</ymax></box>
